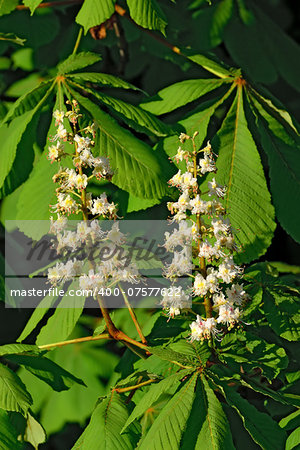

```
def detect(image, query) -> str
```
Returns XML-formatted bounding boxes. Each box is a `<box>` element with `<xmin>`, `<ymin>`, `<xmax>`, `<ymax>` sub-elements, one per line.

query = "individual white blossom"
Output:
<box><xmin>173</xmin><ymin>146</ymin><xmax>189</xmax><ymax>163</ymax></box>
<box><xmin>199</xmin><ymin>155</ymin><xmax>215</xmax><ymax>174</ymax></box>
<box><xmin>226</xmin><ymin>283</ymin><xmax>246</xmax><ymax>305</ymax></box>
<box><xmin>55</xmin><ymin>123</ymin><xmax>68</xmax><ymax>141</ymax></box>
<box><xmin>53</xmin><ymin>110</ymin><xmax>65</xmax><ymax>125</ymax></box>
<box><xmin>193</xmin><ymin>273</ymin><xmax>208</xmax><ymax>296</ymax></box>
<box><xmin>207</xmin><ymin>177</ymin><xmax>226</xmax><ymax>198</ymax></box>
<box><xmin>217</xmin><ymin>304</ymin><xmax>241</xmax><ymax>327</ymax></box>
<box><xmin>160</xmin><ymin>286</ymin><xmax>190</xmax><ymax>318</ymax></box>
<box><xmin>48</xmin><ymin>141</ymin><xmax>64</xmax><ymax>162</ymax></box>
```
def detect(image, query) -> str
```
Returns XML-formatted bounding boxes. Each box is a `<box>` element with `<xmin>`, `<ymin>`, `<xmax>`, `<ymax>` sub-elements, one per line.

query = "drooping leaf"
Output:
<box><xmin>23</xmin><ymin>412</ymin><xmax>46</xmax><ymax>449</ymax></box>
<box><xmin>57</xmin><ymin>52</ymin><xmax>102</xmax><ymax>75</ymax></box>
<box><xmin>18</xmin><ymin>337</ymin><xmax>118</xmax><ymax>435</ymax></box>
<box><xmin>0</xmin><ymin>409</ymin><xmax>22</xmax><ymax>450</ymax></box>
<box><xmin>127</xmin><ymin>0</ymin><xmax>167</xmax><ymax>35</ymax></box>
<box><xmin>211</xmin><ymin>84</ymin><xmax>276</xmax><ymax>263</ymax></box>
<box><xmin>76</xmin><ymin>0</ymin><xmax>116</xmax><ymax>34</ymax></box>
<box><xmin>221</xmin><ymin>384</ymin><xmax>286</xmax><ymax>450</ymax></box>
<box><xmin>17</xmin><ymin>292</ymin><xmax>59</xmax><ymax>342</ymax></box>
<box><xmin>0</xmin><ymin>32</ymin><xmax>25</xmax><ymax>45</ymax></box>
<box><xmin>0</xmin><ymin>115</ymin><xmax>39</xmax><ymax>199</ymax></box>
<box><xmin>6</xmin><ymin>354</ymin><xmax>85</xmax><ymax>391</ymax></box>
<box><xmin>249</xmin><ymin>95</ymin><xmax>300</xmax><ymax>243</ymax></box>
<box><xmin>138</xmin><ymin>373</ymin><xmax>197</xmax><ymax>449</ymax></box>
<box><xmin>35</xmin><ymin>291</ymin><xmax>84</xmax><ymax>346</ymax></box>
<box><xmin>72</xmin><ymin>393</ymin><xmax>138</xmax><ymax>449</ymax></box>
<box><xmin>140</xmin><ymin>78</ymin><xmax>230</xmax><ymax>115</ymax></box>
<box><xmin>68</xmin><ymin>88</ymin><xmax>170</xmax><ymax>199</ymax></box>
<box><xmin>0</xmin><ymin>363</ymin><xmax>32</xmax><ymax>415</ymax></box>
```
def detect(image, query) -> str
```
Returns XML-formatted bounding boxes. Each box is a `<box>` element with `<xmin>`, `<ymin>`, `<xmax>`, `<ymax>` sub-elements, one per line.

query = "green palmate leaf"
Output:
<box><xmin>127</xmin><ymin>0</ymin><xmax>167</xmax><ymax>35</ymax></box>
<box><xmin>122</xmin><ymin>369</ymin><xmax>192</xmax><ymax>433</ymax></box>
<box><xmin>183</xmin><ymin>49</ymin><xmax>236</xmax><ymax>78</ymax></box>
<box><xmin>264</xmin><ymin>287</ymin><xmax>300</xmax><ymax>341</ymax></box>
<box><xmin>0</xmin><ymin>344</ymin><xmax>39</xmax><ymax>357</ymax></box>
<box><xmin>0</xmin><ymin>116</ymin><xmax>39</xmax><ymax>199</ymax></box>
<box><xmin>138</xmin><ymin>373</ymin><xmax>197</xmax><ymax>449</ymax></box>
<box><xmin>221</xmin><ymin>384</ymin><xmax>286</xmax><ymax>450</ymax></box>
<box><xmin>3</xmin><ymin>79</ymin><xmax>54</xmax><ymax>123</ymax></box>
<box><xmin>249</xmin><ymin>96</ymin><xmax>300</xmax><ymax>243</ymax></box>
<box><xmin>72</xmin><ymin>393</ymin><xmax>138</xmax><ymax>449</ymax></box>
<box><xmin>24</xmin><ymin>413</ymin><xmax>46</xmax><ymax>449</ymax></box>
<box><xmin>69</xmin><ymin>89</ymin><xmax>169</xmax><ymax>199</ymax></box>
<box><xmin>0</xmin><ymin>363</ymin><xmax>32</xmax><ymax>415</ymax></box>
<box><xmin>0</xmin><ymin>113</ymin><xmax>35</xmax><ymax>191</ymax></box>
<box><xmin>140</xmin><ymin>78</ymin><xmax>230</xmax><ymax>115</ymax></box>
<box><xmin>161</xmin><ymin>86</ymin><xmax>234</xmax><ymax>168</ymax></box>
<box><xmin>211</xmin><ymin>84</ymin><xmax>276</xmax><ymax>263</ymax></box>
<box><xmin>187</xmin><ymin>377</ymin><xmax>234</xmax><ymax>450</ymax></box>
<box><xmin>17</xmin><ymin>292</ymin><xmax>58</xmax><ymax>342</ymax></box>
<box><xmin>76</xmin><ymin>0</ymin><xmax>116</xmax><ymax>34</ymax></box>
<box><xmin>6</xmin><ymin>354</ymin><xmax>85</xmax><ymax>392</ymax></box>
<box><xmin>22</xmin><ymin>0</ymin><xmax>43</xmax><ymax>14</ymax></box>
<box><xmin>286</xmin><ymin>427</ymin><xmax>300</xmax><ymax>450</ymax></box>
<box><xmin>0</xmin><ymin>0</ymin><xmax>18</xmax><ymax>16</ymax></box>
<box><xmin>0</xmin><ymin>409</ymin><xmax>22</xmax><ymax>450</ymax></box>
<box><xmin>57</xmin><ymin>52</ymin><xmax>102</xmax><ymax>75</ymax></box>
<box><xmin>16</xmin><ymin>91</ymin><xmax>67</xmax><ymax>239</ymax></box>
<box><xmin>69</xmin><ymin>79</ymin><xmax>171</xmax><ymax>136</ymax></box>
<box><xmin>0</xmin><ymin>32</ymin><xmax>25</xmax><ymax>45</ymax></box>
<box><xmin>16</xmin><ymin>153</ymin><xmax>58</xmax><ymax>239</ymax></box>
<box><xmin>36</xmin><ymin>291</ymin><xmax>84</xmax><ymax>346</ymax></box>
<box><xmin>68</xmin><ymin>72</ymin><xmax>140</xmax><ymax>91</ymax></box>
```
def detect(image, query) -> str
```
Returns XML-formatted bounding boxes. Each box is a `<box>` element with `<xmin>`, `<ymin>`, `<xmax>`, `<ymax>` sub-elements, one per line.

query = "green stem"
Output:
<box><xmin>72</xmin><ymin>27</ymin><xmax>83</xmax><ymax>55</ymax></box>
<box><xmin>119</xmin><ymin>284</ymin><xmax>147</xmax><ymax>344</ymax></box>
<box><xmin>38</xmin><ymin>333</ymin><xmax>110</xmax><ymax>350</ymax></box>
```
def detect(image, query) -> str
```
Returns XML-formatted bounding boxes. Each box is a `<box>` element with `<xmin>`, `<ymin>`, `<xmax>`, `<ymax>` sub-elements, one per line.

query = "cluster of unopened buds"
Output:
<box><xmin>161</xmin><ymin>132</ymin><xmax>249</xmax><ymax>341</ymax></box>
<box><xmin>48</xmin><ymin>101</ymin><xmax>116</xmax><ymax>218</ymax></box>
